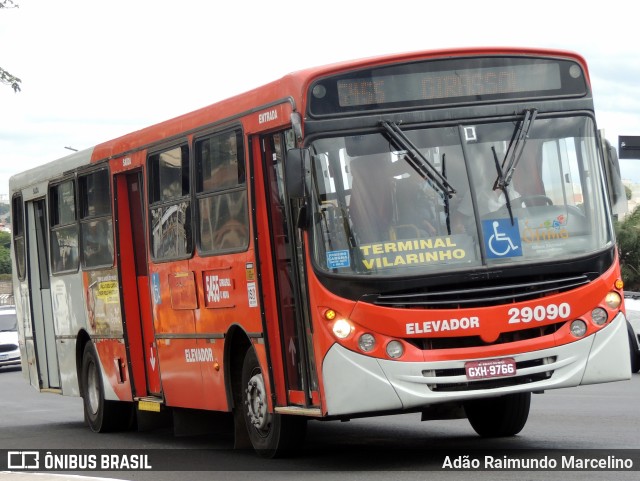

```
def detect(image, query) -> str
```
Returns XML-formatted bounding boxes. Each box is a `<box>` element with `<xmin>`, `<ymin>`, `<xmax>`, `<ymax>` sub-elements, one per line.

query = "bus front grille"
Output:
<box><xmin>406</xmin><ymin>321</ymin><xmax>565</xmax><ymax>350</ymax></box>
<box><xmin>372</xmin><ymin>273</ymin><xmax>591</xmax><ymax>309</ymax></box>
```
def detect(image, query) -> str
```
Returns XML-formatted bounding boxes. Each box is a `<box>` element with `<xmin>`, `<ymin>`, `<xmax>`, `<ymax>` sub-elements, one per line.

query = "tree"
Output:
<box><xmin>1</xmin><ymin>0</ymin><xmax>21</xmax><ymax>93</ymax></box>
<box><xmin>0</xmin><ymin>231</ymin><xmax>10</xmax><ymax>275</ymax></box>
<box><xmin>615</xmin><ymin>205</ymin><xmax>640</xmax><ymax>290</ymax></box>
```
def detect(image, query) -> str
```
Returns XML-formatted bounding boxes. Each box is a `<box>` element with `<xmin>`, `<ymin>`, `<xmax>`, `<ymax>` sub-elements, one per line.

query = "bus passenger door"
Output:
<box><xmin>258</xmin><ymin>131</ymin><xmax>318</xmax><ymax>407</ymax></box>
<box><xmin>26</xmin><ymin>198</ymin><xmax>61</xmax><ymax>390</ymax></box>
<box><xmin>114</xmin><ymin>171</ymin><xmax>162</xmax><ymax>398</ymax></box>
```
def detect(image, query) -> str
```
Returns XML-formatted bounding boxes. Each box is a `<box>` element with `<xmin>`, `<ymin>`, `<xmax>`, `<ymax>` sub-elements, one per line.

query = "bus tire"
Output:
<box><xmin>241</xmin><ymin>347</ymin><xmax>306</xmax><ymax>457</ymax></box>
<box><xmin>464</xmin><ymin>392</ymin><xmax>531</xmax><ymax>437</ymax></box>
<box><xmin>631</xmin><ymin>348</ymin><xmax>640</xmax><ymax>374</ymax></box>
<box><xmin>81</xmin><ymin>342</ymin><xmax>134</xmax><ymax>432</ymax></box>
<box><xmin>628</xmin><ymin>330</ymin><xmax>640</xmax><ymax>374</ymax></box>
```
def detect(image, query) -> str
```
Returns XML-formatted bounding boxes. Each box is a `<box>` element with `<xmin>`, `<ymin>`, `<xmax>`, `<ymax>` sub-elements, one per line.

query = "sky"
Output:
<box><xmin>1</xmin><ymin>0</ymin><xmax>640</xmax><ymax>200</ymax></box>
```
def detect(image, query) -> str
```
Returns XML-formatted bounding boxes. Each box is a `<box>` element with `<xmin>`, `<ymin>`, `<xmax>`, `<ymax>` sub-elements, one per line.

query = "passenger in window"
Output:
<box><xmin>394</xmin><ymin>174</ymin><xmax>439</xmax><ymax>238</ymax></box>
<box><xmin>213</xmin><ymin>134</ymin><xmax>240</xmax><ymax>190</ymax></box>
<box><xmin>212</xmin><ymin>193</ymin><xmax>248</xmax><ymax>250</ymax></box>
<box><xmin>84</xmin><ymin>221</ymin><xmax>113</xmax><ymax>267</ymax></box>
<box><xmin>163</xmin><ymin>180</ymin><xmax>182</xmax><ymax>200</ymax></box>
<box><xmin>349</xmin><ymin>154</ymin><xmax>395</xmax><ymax>244</ymax></box>
<box><xmin>453</xmin><ymin>165</ymin><xmax>520</xmax><ymax>233</ymax></box>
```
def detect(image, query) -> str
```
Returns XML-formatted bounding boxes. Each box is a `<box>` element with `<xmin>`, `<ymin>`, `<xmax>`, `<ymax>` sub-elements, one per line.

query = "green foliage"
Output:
<box><xmin>615</xmin><ymin>205</ymin><xmax>640</xmax><ymax>290</ymax></box>
<box><xmin>0</xmin><ymin>231</ymin><xmax>10</xmax><ymax>275</ymax></box>
<box><xmin>0</xmin><ymin>247</ymin><xmax>10</xmax><ymax>274</ymax></box>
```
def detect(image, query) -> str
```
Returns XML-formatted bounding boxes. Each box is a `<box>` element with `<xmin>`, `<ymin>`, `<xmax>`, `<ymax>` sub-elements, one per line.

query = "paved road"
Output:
<box><xmin>1</xmin><ymin>366</ymin><xmax>639</xmax><ymax>480</ymax></box>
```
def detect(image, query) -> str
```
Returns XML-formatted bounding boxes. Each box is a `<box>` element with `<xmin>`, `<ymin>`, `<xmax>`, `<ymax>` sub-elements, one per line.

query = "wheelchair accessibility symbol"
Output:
<box><xmin>482</xmin><ymin>218</ymin><xmax>523</xmax><ymax>259</ymax></box>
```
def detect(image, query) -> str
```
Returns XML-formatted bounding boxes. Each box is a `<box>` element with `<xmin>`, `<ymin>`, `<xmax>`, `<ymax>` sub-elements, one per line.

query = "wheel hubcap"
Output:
<box><xmin>87</xmin><ymin>361</ymin><xmax>100</xmax><ymax>415</ymax></box>
<box><xmin>245</xmin><ymin>372</ymin><xmax>268</xmax><ymax>431</ymax></box>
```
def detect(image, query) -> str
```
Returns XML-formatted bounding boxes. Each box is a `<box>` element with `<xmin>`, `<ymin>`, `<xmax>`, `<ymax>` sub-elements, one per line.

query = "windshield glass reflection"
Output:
<box><xmin>308</xmin><ymin>116</ymin><xmax>611</xmax><ymax>277</ymax></box>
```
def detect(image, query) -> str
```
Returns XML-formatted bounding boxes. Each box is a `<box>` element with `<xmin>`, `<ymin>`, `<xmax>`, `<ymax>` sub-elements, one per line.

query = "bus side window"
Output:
<box><xmin>79</xmin><ymin>169</ymin><xmax>114</xmax><ymax>269</ymax></box>
<box><xmin>148</xmin><ymin>144</ymin><xmax>192</xmax><ymax>261</ymax></box>
<box><xmin>49</xmin><ymin>179</ymin><xmax>79</xmax><ymax>274</ymax></box>
<box><xmin>11</xmin><ymin>194</ymin><xmax>26</xmax><ymax>280</ymax></box>
<box><xmin>195</xmin><ymin>129</ymin><xmax>249</xmax><ymax>254</ymax></box>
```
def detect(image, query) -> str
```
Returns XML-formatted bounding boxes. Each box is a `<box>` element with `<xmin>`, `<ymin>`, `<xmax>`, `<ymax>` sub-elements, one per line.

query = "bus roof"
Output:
<box><xmin>9</xmin><ymin>147</ymin><xmax>94</xmax><ymax>194</ymax></box>
<box><xmin>9</xmin><ymin>46</ymin><xmax>588</xmax><ymax>195</ymax></box>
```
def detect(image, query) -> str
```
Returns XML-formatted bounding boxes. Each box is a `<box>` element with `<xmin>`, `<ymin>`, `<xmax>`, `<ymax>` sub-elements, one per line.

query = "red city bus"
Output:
<box><xmin>10</xmin><ymin>47</ymin><xmax>632</xmax><ymax>457</ymax></box>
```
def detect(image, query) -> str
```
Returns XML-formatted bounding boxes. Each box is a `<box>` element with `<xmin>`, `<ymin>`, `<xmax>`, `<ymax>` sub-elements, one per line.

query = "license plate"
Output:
<box><xmin>465</xmin><ymin>357</ymin><xmax>516</xmax><ymax>380</ymax></box>
<box><xmin>0</xmin><ymin>354</ymin><xmax>7</xmax><ymax>361</ymax></box>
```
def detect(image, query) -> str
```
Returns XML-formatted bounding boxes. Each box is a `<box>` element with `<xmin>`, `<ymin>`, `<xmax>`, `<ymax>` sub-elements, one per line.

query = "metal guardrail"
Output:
<box><xmin>0</xmin><ymin>294</ymin><xmax>14</xmax><ymax>305</ymax></box>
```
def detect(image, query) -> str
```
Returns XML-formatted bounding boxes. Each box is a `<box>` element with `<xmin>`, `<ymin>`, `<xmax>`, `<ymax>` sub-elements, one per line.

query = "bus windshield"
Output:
<box><xmin>308</xmin><ymin>115</ymin><xmax>612</xmax><ymax>277</ymax></box>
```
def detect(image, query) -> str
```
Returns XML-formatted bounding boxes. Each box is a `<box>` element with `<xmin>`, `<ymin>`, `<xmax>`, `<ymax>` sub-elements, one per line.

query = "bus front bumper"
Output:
<box><xmin>321</xmin><ymin>312</ymin><xmax>631</xmax><ymax>417</ymax></box>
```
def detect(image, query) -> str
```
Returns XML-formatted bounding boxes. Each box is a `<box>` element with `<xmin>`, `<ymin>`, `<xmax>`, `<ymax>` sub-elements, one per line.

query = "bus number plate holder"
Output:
<box><xmin>465</xmin><ymin>358</ymin><xmax>516</xmax><ymax>380</ymax></box>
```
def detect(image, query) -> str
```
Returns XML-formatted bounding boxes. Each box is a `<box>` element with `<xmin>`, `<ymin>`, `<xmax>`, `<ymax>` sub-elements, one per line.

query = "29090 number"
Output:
<box><xmin>508</xmin><ymin>302</ymin><xmax>571</xmax><ymax>324</ymax></box>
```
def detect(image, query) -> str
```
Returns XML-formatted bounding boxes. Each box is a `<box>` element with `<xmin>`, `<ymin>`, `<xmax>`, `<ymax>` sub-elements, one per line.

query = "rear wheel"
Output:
<box><xmin>241</xmin><ymin>348</ymin><xmax>306</xmax><ymax>457</ymax></box>
<box><xmin>81</xmin><ymin>342</ymin><xmax>134</xmax><ymax>432</ymax></box>
<box><xmin>630</xmin><ymin>345</ymin><xmax>640</xmax><ymax>374</ymax></box>
<box><xmin>464</xmin><ymin>392</ymin><xmax>531</xmax><ymax>437</ymax></box>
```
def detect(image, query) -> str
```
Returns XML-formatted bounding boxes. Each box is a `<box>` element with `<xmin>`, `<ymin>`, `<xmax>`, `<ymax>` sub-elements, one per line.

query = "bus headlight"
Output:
<box><xmin>358</xmin><ymin>333</ymin><xmax>376</xmax><ymax>352</ymax></box>
<box><xmin>332</xmin><ymin>319</ymin><xmax>353</xmax><ymax>339</ymax></box>
<box><xmin>386</xmin><ymin>340</ymin><xmax>404</xmax><ymax>359</ymax></box>
<box><xmin>570</xmin><ymin>320</ymin><xmax>587</xmax><ymax>338</ymax></box>
<box><xmin>591</xmin><ymin>307</ymin><xmax>608</xmax><ymax>326</ymax></box>
<box><xmin>605</xmin><ymin>291</ymin><xmax>622</xmax><ymax>309</ymax></box>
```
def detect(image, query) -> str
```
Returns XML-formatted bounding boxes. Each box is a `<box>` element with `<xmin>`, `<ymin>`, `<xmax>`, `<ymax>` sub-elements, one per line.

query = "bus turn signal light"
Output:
<box><xmin>324</xmin><ymin>309</ymin><xmax>337</xmax><ymax>321</ymax></box>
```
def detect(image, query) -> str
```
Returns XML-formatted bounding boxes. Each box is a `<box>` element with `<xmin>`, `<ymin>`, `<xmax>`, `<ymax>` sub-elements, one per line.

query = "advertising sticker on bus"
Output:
<box><xmin>204</xmin><ymin>271</ymin><xmax>235</xmax><ymax>308</ymax></box>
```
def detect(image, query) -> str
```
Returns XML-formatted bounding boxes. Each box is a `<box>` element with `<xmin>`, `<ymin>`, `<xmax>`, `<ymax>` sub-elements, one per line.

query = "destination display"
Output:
<box><xmin>309</xmin><ymin>56</ymin><xmax>587</xmax><ymax>116</ymax></box>
<box><xmin>337</xmin><ymin>63</ymin><xmax>561</xmax><ymax>107</ymax></box>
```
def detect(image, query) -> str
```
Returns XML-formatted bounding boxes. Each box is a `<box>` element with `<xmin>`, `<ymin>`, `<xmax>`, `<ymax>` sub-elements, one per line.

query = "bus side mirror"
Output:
<box><xmin>600</xmin><ymin>131</ymin><xmax>628</xmax><ymax>218</ymax></box>
<box><xmin>285</xmin><ymin>148</ymin><xmax>310</xmax><ymax>199</ymax></box>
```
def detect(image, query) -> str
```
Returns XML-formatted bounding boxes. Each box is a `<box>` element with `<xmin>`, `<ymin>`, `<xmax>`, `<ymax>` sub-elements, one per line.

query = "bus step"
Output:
<box><xmin>275</xmin><ymin>406</ymin><xmax>322</xmax><ymax>417</ymax></box>
<box><xmin>136</xmin><ymin>396</ymin><xmax>164</xmax><ymax>412</ymax></box>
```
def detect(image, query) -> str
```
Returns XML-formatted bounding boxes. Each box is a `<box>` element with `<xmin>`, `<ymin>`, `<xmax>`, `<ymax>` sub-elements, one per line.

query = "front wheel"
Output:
<box><xmin>81</xmin><ymin>342</ymin><xmax>134</xmax><ymax>432</ymax></box>
<box><xmin>464</xmin><ymin>392</ymin><xmax>531</xmax><ymax>437</ymax></box>
<box><xmin>241</xmin><ymin>348</ymin><xmax>306</xmax><ymax>457</ymax></box>
<box><xmin>630</xmin><ymin>343</ymin><xmax>640</xmax><ymax>374</ymax></box>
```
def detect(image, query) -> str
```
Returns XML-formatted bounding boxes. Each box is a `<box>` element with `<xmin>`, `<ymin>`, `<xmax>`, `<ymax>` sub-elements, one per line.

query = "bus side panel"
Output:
<box><xmin>198</xmin><ymin>337</ymin><xmax>227</xmax><ymax>411</ymax></box>
<box><xmin>150</xmin><ymin>261</ymin><xmax>205</xmax><ymax>408</ymax></box>
<box><xmin>82</xmin><ymin>268</ymin><xmax>131</xmax><ymax>401</ymax></box>
<box><xmin>191</xmin><ymin>250</ymin><xmax>263</xmax><ymax>412</ymax></box>
<box><xmin>93</xmin><ymin>338</ymin><xmax>133</xmax><ymax>401</ymax></box>
<box><xmin>156</xmin><ymin>338</ymin><xmax>205</xmax><ymax>408</ymax></box>
<box><xmin>15</xmin><ymin>282</ymin><xmax>37</xmax><ymax>386</ymax></box>
<box><xmin>50</xmin><ymin>276</ymin><xmax>86</xmax><ymax>396</ymax></box>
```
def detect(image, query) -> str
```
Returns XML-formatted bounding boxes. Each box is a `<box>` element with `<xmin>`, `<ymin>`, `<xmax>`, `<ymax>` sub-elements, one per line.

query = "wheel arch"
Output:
<box><xmin>76</xmin><ymin>329</ymin><xmax>91</xmax><ymax>398</ymax></box>
<box><xmin>224</xmin><ymin>324</ymin><xmax>252</xmax><ymax>410</ymax></box>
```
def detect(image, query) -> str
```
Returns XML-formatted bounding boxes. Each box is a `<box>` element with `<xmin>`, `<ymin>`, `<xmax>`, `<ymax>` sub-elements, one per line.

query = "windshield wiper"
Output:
<box><xmin>381</xmin><ymin>121</ymin><xmax>456</xmax><ymax>234</ymax></box>
<box><xmin>380</xmin><ymin>121</ymin><xmax>456</xmax><ymax>198</ymax></box>
<box><xmin>490</xmin><ymin>108</ymin><xmax>537</xmax><ymax>226</ymax></box>
<box><xmin>491</xmin><ymin>146</ymin><xmax>515</xmax><ymax>226</ymax></box>
<box><xmin>495</xmin><ymin>108</ymin><xmax>538</xmax><ymax>191</ymax></box>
